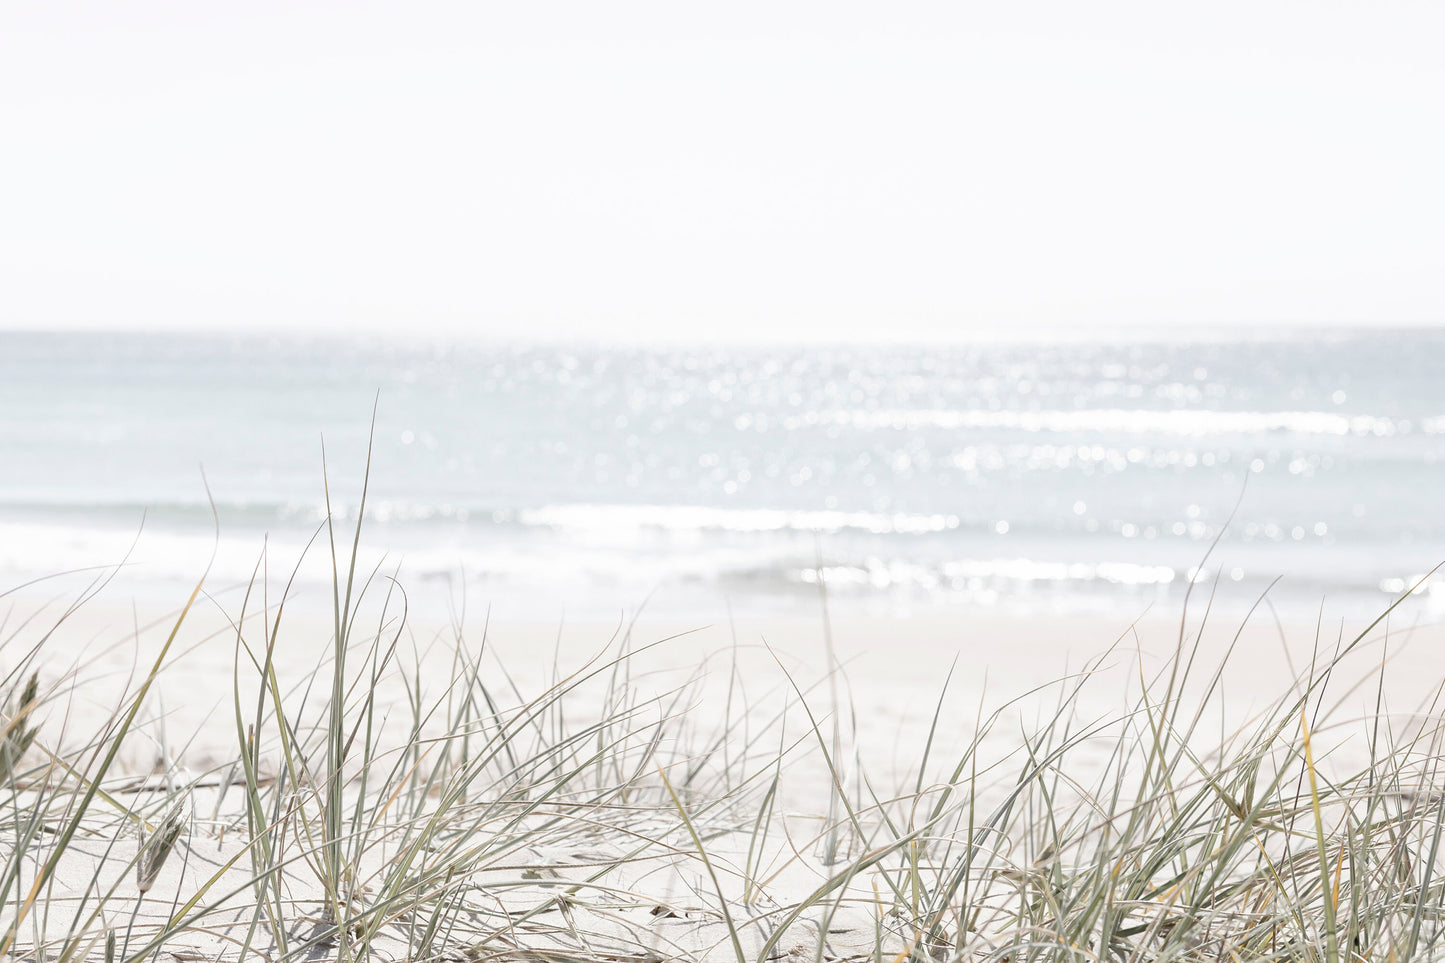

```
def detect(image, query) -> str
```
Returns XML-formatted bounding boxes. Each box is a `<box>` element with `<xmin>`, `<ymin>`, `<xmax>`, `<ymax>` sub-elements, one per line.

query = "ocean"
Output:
<box><xmin>1</xmin><ymin>329</ymin><xmax>1442</xmax><ymax>622</ymax></box>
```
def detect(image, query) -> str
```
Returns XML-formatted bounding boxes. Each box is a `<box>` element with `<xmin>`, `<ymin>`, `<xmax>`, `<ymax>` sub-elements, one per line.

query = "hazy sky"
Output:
<box><xmin>2</xmin><ymin>2</ymin><xmax>1442</xmax><ymax>342</ymax></box>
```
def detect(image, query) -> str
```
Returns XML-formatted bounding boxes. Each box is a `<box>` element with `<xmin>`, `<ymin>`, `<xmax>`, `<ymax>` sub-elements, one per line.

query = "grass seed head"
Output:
<box><xmin>0</xmin><ymin>671</ymin><xmax>40</xmax><ymax>783</ymax></box>
<box><xmin>137</xmin><ymin>796</ymin><xmax>191</xmax><ymax>894</ymax></box>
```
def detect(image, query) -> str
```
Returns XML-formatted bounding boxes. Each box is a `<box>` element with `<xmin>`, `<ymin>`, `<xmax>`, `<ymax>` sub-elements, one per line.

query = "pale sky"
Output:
<box><xmin>2</xmin><ymin>1</ymin><xmax>1442</xmax><ymax>342</ymax></box>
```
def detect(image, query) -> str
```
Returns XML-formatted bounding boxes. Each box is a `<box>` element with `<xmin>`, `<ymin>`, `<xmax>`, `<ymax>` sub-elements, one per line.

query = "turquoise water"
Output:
<box><xmin>1</xmin><ymin>329</ymin><xmax>1442</xmax><ymax>620</ymax></box>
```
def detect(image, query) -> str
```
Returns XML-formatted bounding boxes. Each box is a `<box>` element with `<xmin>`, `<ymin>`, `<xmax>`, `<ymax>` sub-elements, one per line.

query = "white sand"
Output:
<box><xmin>14</xmin><ymin>586</ymin><xmax>1441</xmax><ymax>770</ymax></box>
<box><xmin>9</xmin><ymin>578</ymin><xmax>1445</xmax><ymax>820</ymax></box>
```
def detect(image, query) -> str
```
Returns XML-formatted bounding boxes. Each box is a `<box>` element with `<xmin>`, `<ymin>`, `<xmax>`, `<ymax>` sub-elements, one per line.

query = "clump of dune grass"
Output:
<box><xmin>2</xmin><ymin>442</ymin><xmax>1444</xmax><ymax>963</ymax></box>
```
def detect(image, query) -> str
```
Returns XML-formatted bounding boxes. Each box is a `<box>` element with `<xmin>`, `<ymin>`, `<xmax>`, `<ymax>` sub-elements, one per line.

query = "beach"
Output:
<box><xmin>8</xmin><ymin>0</ymin><xmax>1445</xmax><ymax>952</ymax></box>
<box><xmin>4</xmin><ymin>330</ymin><xmax>1445</xmax><ymax>959</ymax></box>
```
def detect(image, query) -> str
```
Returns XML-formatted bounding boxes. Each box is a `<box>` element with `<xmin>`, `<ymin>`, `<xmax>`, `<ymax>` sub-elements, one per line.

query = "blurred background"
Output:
<box><xmin>3</xmin><ymin>3</ymin><xmax>1442</xmax><ymax>625</ymax></box>
<box><xmin>2</xmin><ymin>329</ymin><xmax>1440</xmax><ymax>623</ymax></box>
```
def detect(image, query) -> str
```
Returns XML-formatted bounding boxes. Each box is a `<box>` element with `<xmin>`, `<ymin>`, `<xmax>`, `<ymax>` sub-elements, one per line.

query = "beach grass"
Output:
<box><xmin>3</xmin><ymin>472</ymin><xmax>1445</xmax><ymax>963</ymax></box>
